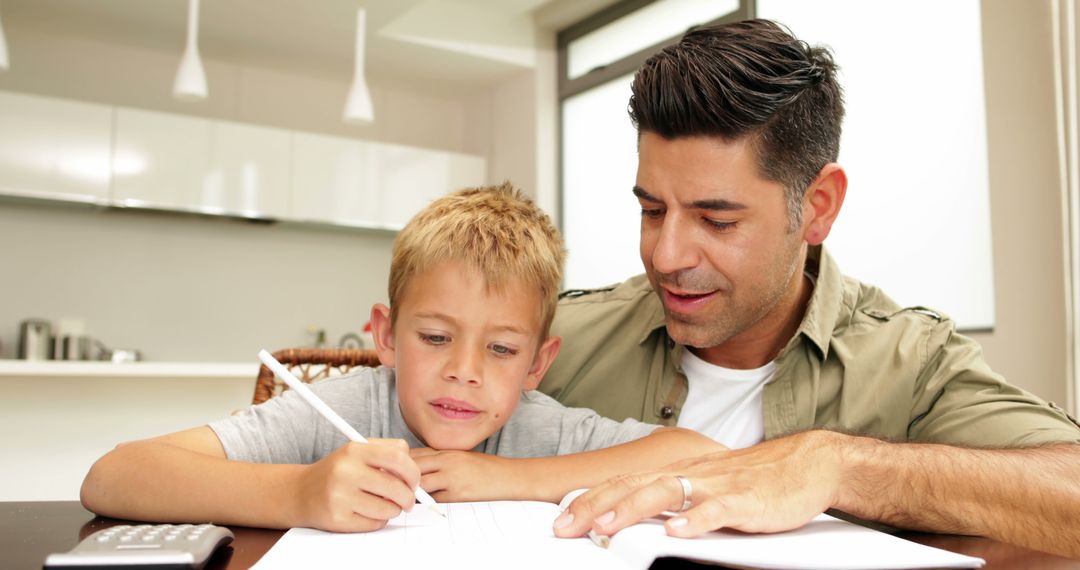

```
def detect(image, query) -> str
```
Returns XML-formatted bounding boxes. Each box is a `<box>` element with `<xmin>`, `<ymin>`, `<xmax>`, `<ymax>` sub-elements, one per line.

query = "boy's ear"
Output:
<box><xmin>523</xmin><ymin>336</ymin><xmax>562</xmax><ymax>391</ymax></box>
<box><xmin>370</xmin><ymin>304</ymin><xmax>396</xmax><ymax>368</ymax></box>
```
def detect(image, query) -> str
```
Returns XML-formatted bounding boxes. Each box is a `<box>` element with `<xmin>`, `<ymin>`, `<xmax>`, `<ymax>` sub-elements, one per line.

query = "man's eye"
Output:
<box><xmin>705</xmin><ymin>218</ymin><xmax>737</xmax><ymax>231</ymax></box>
<box><xmin>641</xmin><ymin>208</ymin><xmax>664</xmax><ymax>219</ymax></box>
<box><xmin>420</xmin><ymin>333</ymin><xmax>449</xmax><ymax>345</ymax></box>
<box><xmin>489</xmin><ymin>343</ymin><xmax>518</xmax><ymax>357</ymax></box>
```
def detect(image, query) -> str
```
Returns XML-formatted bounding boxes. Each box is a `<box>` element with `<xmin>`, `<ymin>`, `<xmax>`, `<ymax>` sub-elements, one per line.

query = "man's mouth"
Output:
<box><xmin>661</xmin><ymin>287</ymin><xmax>719</xmax><ymax>312</ymax></box>
<box><xmin>430</xmin><ymin>398</ymin><xmax>481</xmax><ymax>420</ymax></box>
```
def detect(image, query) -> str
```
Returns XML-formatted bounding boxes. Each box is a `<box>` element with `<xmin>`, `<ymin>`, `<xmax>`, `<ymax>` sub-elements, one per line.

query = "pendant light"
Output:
<box><xmin>173</xmin><ymin>0</ymin><xmax>207</xmax><ymax>100</ymax></box>
<box><xmin>344</xmin><ymin>8</ymin><xmax>374</xmax><ymax>124</ymax></box>
<box><xmin>0</xmin><ymin>7</ymin><xmax>10</xmax><ymax>71</ymax></box>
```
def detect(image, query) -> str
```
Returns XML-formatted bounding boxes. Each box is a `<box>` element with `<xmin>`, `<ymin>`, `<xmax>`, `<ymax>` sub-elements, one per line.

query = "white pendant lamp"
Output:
<box><xmin>344</xmin><ymin>8</ymin><xmax>374</xmax><ymax>124</ymax></box>
<box><xmin>173</xmin><ymin>0</ymin><xmax>207</xmax><ymax>100</ymax></box>
<box><xmin>0</xmin><ymin>8</ymin><xmax>10</xmax><ymax>72</ymax></box>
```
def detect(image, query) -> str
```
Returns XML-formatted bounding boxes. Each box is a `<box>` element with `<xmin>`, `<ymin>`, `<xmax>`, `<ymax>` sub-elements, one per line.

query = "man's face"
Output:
<box><xmin>391</xmin><ymin>261</ymin><xmax>548</xmax><ymax>450</ymax></box>
<box><xmin>636</xmin><ymin>132</ymin><xmax>807</xmax><ymax>364</ymax></box>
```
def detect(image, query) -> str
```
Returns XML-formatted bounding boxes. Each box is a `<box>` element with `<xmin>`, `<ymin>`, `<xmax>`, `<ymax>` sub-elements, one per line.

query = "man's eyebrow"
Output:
<box><xmin>690</xmin><ymin>197</ymin><xmax>748</xmax><ymax>211</ymax></box>
<box><xmin>633</xmin><ymin>186</ymin><xmax>747</xmax><ymax>211</ymax></box>
<box><xmin>632</xmin><ymin>186</ymin><xmax>660</xmax><ymax>203</ymax></box>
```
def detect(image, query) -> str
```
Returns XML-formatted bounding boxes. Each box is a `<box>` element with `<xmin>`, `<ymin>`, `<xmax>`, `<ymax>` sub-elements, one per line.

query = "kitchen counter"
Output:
<box><xmin>1</xmin><ymin>359</ymin><xmax>258</xmax><ymax>502</ymax></box>
<box><xmin>0</xmin><ymin>359</ymin><xmax>254</xmax><ymax>378</ymax></box>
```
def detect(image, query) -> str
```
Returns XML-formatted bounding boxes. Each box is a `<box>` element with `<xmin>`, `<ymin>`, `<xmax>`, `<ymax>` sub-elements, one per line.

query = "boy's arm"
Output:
<box><xmin>81</xmin><ymin>426</ymin><xmax>421</xmax><ymax>532</ymax></box>
<box><xmin>412</xmin><ymin>427</ymin><xmax>724</xmax><ymax>503</ymax></box>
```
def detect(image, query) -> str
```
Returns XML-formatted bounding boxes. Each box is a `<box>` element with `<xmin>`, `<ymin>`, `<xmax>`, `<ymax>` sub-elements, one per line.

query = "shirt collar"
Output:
<box><xmin>792</xmin><ymin>245</ymin><xmax>845</xmax><ymax>359</ymax></box>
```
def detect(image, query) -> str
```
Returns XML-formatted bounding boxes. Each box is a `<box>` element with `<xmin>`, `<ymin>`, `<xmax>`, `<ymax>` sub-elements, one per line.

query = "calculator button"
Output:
<box><xmin>164</xmin><ymin>534</ymin><xmax>179</xmax><ymax>541</ymax></box>
<box><xmin>95</xmin><ymin>535</ymin><xmax>111</xmax><ymax>543</ymax></box>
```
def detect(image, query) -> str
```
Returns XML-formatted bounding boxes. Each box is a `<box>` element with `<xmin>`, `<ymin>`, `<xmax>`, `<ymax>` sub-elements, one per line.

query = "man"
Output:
<box><xmin>542</xmin><ymin>19</ymin><xmax>1080</xmax><ymax>557</ymax></box>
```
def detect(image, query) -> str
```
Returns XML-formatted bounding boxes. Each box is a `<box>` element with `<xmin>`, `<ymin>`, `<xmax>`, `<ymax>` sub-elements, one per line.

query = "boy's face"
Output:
<box><xmin>371</xmin><ymin>260</ymin><xmax>561</xmax><ymax>450</ymax></box>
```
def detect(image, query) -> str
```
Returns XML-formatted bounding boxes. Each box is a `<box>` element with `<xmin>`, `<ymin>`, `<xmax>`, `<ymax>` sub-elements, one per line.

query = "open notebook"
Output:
<box><xmin>251</xmin><ymin>494</ymin><xmax>985</xmax><ymax>570</ymax></box>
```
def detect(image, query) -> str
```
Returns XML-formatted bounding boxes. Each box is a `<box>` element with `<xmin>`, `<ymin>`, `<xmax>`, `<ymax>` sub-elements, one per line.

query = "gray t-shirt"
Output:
<box><xmin>210</xmin><ymin>366</ymin><xmax>659</xmax><ymax>463</ymax></box>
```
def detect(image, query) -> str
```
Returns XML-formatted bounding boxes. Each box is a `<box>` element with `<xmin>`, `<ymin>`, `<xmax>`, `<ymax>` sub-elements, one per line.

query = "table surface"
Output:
<box><xmin>4</xmin><ymin>501</ymin><xmax>1079</xmax><ymax>570</ymax></box>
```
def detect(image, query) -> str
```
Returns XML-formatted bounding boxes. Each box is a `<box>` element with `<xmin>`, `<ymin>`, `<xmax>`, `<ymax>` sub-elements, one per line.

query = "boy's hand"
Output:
<box><xmin>292</xmin><ymin>438</ymin><xmax>421</xmax><ymax>532</ymax></box>
<box><xmin>411</xmin><ymin>448</ymin><xmax>517</xmax><ymax>502</ymax></box>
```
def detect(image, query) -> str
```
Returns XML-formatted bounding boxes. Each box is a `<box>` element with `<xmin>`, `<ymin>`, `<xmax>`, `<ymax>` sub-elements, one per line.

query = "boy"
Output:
<box><xmin>81</xmin><ymin>183</ymin><xmax>723</xmax><ymax>533</ymax></box>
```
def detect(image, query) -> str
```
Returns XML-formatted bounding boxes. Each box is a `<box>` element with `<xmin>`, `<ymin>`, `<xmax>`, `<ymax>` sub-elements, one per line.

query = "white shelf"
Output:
<box><xmin>0</xmin><ymin>359</ymin><xmax>254</xmax><ymax>379</ymax></box>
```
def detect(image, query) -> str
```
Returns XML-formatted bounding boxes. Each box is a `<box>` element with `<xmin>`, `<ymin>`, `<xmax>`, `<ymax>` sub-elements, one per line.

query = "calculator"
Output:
<box><xmin>43</xmin><ymin>523</ymin><xmax>234</xmax><ymax>569</ymax></box>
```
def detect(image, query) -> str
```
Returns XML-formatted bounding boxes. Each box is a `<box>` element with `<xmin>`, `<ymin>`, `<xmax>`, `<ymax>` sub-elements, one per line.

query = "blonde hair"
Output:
<box><xmin>389</xmin><ymin>182</ymin><xmax>566</xmax><ymax>337</ymax></box>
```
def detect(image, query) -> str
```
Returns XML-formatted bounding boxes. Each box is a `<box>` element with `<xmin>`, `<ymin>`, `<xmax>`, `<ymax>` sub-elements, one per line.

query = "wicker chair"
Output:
<box><xmin>252</xmin><ymin>347</ymin><xmax>382</xmax><ymax>405</ymax></box>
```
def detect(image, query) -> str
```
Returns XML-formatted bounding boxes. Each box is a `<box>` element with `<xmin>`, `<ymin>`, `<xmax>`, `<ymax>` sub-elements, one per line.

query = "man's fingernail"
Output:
<box><xmin>668</xmin><ymin>517</ymin><xmax>688</xmax><ymax>528</ymax></box>
<box><xmin>553</xmin><ymin>511</ymin><xmax>574</xmax><ymax>529</ymax></box>
<box><xmin>595</xmin><ymin>511</ymin><xmax>616</xmax><ymax>526</ymax></box>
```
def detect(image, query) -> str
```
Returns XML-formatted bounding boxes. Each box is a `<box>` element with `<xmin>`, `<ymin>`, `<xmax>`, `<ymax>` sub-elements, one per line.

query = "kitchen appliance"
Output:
<box><xmin>61</xmin><ymin>335</ymin><xmax>91</xmax><ymax>360</ymax></box>
<box><xmin>17</xmin><ymin>319</ymin><xmax>52</xmax><ymax>360</ymax></box>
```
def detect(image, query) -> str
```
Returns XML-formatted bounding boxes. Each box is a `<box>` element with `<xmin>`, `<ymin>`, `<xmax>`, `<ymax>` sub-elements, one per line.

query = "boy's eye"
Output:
<box><xmin>419</xmin><ymin>333</ymin><xmax>449</xmax><ymax>345</ymax></box>
<box><xmin>488</xmin><ymin>343</ymin><xmax>519</xmax><ymax>357</ymax></box>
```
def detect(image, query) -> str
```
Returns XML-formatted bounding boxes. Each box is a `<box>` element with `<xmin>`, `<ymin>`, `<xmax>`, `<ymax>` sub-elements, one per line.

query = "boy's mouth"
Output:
<box><xmin>430</xmin><ymin>398</ymin><xmax>481</xmax><ymax>420</ymax></box>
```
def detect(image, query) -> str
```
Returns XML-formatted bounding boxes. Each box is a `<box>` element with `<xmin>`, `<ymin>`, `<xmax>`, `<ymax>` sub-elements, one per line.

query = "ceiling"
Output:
<box><xmin>0</xmin><ymin>0</ymin><xmax>615</xmax><ymax>95</ymax></box>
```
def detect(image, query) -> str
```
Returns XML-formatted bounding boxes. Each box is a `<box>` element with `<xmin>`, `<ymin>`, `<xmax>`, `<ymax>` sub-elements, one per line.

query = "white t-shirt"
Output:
<box><xmin>676</xmin><ymin>349</ymin><xmax>774</xmax><ymax>449</ymax></box>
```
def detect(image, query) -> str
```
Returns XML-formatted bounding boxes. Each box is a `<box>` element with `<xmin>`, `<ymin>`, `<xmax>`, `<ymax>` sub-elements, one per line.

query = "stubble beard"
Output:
<box><xmin>659</xmin><ymin>245</ymin><xmax>804</xmax><ymax>351</ymax></box>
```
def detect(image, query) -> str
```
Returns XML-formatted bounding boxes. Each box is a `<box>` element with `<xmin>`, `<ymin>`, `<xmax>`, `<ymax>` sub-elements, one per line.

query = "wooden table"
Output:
<box><xmin>3</xmin><ymin>501</ymin><xmax>1078</xmax><ymax>569</ymax></box>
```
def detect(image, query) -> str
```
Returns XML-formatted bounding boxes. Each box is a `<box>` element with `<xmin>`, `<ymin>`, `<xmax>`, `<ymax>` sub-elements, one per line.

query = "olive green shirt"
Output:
<box><xmin>540</xmin><ymin>246</ymin><xmax>1080</xmax><ymax>447</ymax></box>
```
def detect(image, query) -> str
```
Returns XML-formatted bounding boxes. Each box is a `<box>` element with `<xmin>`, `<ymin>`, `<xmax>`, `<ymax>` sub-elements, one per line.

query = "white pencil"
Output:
<box><xmin>257</xmin><ymin>349</ymin><xmax>445</xmax><ymax>517</ymax></box>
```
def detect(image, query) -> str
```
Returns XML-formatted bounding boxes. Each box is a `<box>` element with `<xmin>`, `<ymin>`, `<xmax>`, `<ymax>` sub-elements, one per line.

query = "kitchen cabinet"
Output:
<box><xmin>289</xmin><ymin>131</ymin><xmax>383</xmax><ymax>227</ymax></box>
<box><xmin>376</xmin><ymin>143</ymin><xmax>486</xmax><ymax>229</ymax></box>
<box><xmin>290</xmin><ymin>132</ymin><xmax>486</xmax><ymax>230</ymax></box>
<box><xmin>0</xmin><ymin>90</ymin><xmax>112</xmax><ymax>203</ymax></box>
<box><xmin>0</xmin><ymin>90</ymin><xmax>486</xmax><ymax>231</ymax></box>
<box><xmin>112</xmin><ymin>109</ymin><xmax>290</xmax><ymax>218</ymax></box>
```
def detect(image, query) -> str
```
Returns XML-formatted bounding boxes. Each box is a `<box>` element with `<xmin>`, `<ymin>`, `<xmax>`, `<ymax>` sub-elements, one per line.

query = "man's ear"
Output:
<box><xmin>370</xmin><ymin>304</ymin><xmax>396</xmax><ymax>368</ymax></box>
<box><xmin>801</xmin><ymin>163</ymin><xmax>848</xmax><ymax>245</ymax></box>
<box><xmin>523</xmin><ymin>336</ymin><xmax>562</xmax><ymax>391</ymax></box>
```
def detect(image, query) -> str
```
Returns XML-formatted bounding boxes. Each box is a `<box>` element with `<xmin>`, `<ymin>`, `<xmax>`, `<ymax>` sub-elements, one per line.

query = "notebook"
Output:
<box><xmin>251</xmin><ymin>494</ymin><xmax>985</xmax><ymax>570</ymax></box>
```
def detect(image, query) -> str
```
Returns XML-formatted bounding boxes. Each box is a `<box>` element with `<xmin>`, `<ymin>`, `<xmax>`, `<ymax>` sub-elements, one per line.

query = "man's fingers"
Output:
<box><xmin>664</xmin><ymin>496</ymin><xmax>743</xmax><ymax>538</ymax></box>
<box><xmin>553</xmin><ymin>472</ymin><xmax>663</xmax><ymax>538</ymax></box>
<box><xmin>587</xmin><ymin>474</ymin><xmax>690</xmax><ymax>537</ymax></box>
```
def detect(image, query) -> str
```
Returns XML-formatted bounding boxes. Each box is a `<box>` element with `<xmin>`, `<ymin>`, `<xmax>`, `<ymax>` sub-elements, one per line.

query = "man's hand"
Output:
<box><xmin>291</xmin><ymin>438</ymin><xmax>420</xmax><ymax>532</ymax></box>
<box><xmin>411</xmin><ymin>448</ymin><xmax>518</xmax><ymax>502</ymax></box>
<box><xmin>553</xmin><ymin>430</ymin><xmax>844</xmax><ymax>539</ymax></box>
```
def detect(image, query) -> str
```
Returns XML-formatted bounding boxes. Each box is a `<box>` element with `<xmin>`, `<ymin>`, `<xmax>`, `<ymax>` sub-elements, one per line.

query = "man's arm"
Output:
<box><xmin>411</xmin><ymin>427</ymin><xmax>726</xmax><ymax>504</ymax></box>
<box><xmin>80</xmin><ymin>427</ymin><xmax>421</xmax><ymax>532</ymax></box>
<box><xmin>553</xmin><ymin>430</ymin><xmax>1080</xmax><ymax>559</ymax></box>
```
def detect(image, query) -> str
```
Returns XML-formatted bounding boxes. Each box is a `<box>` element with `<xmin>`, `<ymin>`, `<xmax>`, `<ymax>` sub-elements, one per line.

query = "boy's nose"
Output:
<box><xmin>445</xmin><ymin>346</ymin><xmax>483</xmax><ymax>386</ymax></box>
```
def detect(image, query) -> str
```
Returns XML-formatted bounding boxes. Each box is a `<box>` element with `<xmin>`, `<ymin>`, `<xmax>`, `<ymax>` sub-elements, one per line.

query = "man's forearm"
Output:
<box><xmin>832</xmin><ymin>432</ymin><xmax>1080</xmax><ymax>557</ymax></box>
<box><xmin>81</xmin><ymin>441</ymin><xmax>305</xmax><ymax>529</ymax></box>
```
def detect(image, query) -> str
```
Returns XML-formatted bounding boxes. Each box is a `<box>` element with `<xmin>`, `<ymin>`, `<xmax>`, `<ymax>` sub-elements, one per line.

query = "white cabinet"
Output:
<box><xmin>207</xmin><ymin>121</ymin><xmax>291</xmax><ymax>218</ymax></box>
<box><xmin>111</xmin><ymin>107</ymin><xmax>212</xmax><ymax>211</ymax></box>
<box><xmin>0</xmin><ymin>91</ymin><xmax>112</xmax><ymax>203</ymax></box>
<box><xmin>289</xmin><ymin>132</ymin><xmax>383</xmax><ymax>227</ymax></box>
<box><xmin>0</xmin><ymin>90</ymin><xmax>486</xmax><ymax>231</ymax></box>
<box><xmin>290</xmin><ymin>132</ymin><xmax>486</xmax><ymax>230</ymax></box>
<box><xmin>376</xmin><ymin>143</ymin><xmax>486</xmax><ymax>229</ymax></box>
<box><xmin>112</xmin><ymin>108</ymin><xmax>290</xmax><ymax>218</ymax></box>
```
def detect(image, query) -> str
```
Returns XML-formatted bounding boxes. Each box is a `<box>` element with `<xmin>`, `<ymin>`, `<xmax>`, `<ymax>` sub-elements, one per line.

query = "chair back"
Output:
<box><xmin>252</xmin><ymin>347</ymin><xmax>382</xmax><ymax>405</ymax></box>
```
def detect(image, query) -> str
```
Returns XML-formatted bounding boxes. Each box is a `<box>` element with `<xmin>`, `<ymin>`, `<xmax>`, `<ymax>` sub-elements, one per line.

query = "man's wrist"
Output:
<box><xmin>820</xmin><ymin>430</ymin><xmax>887</xmax><ymax>517</ymax></box>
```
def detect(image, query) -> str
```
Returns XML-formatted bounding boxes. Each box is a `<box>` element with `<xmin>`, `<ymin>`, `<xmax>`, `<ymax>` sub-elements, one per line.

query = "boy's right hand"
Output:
<box><xmin>291</xmin><ymin>438</ymin><xmax>420</xmax><ymax>532</ymax></box>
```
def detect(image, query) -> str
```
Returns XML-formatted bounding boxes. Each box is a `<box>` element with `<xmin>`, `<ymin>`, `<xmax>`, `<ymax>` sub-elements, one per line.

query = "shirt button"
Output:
<box><xmin>660</xmin><ymin>406</ymin><xmax>674</xmax><ymax>419</ymax></box>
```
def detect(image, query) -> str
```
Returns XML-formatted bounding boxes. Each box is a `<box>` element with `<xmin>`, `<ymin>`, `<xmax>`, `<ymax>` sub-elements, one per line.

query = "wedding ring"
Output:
<box><xmin>674</xmin><ymin>475</ymin><xmax>693</xmax><ymax>512</ymax></box>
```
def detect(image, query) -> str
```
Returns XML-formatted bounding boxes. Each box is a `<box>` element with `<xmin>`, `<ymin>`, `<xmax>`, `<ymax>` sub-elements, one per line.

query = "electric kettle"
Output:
<box><xmin>18</xmin><ymin>318</ymin><xmax>52</xmax><ymax>360</ymax></box>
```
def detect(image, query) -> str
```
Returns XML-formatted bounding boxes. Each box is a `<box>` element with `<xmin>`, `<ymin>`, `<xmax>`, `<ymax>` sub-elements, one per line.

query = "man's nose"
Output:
<box><xmin>651</xmin><ymin>213</ymin><xmax>700</xmax><ymax>275</ymax></box>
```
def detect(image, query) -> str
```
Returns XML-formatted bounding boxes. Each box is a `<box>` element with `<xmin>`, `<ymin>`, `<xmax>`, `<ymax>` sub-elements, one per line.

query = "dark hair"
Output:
<box><xmin>629</xmin><ymin>19</ymin><xmax>844</xmax><ymax>227</ymax></box>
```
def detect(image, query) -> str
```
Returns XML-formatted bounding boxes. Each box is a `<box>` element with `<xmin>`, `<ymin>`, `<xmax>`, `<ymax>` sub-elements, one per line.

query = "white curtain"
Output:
<box><xmin>1053</xmin><ymin>0</ymin><xmax>1080</xmax><ymax>414</ymax></box>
